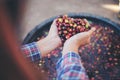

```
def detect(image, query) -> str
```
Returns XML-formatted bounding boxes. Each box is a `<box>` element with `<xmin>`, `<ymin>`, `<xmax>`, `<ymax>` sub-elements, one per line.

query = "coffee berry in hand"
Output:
<box><xmin>56</xmin><ymin>15</ymin><xmax>91</xmax><ymax>43</ymax></box>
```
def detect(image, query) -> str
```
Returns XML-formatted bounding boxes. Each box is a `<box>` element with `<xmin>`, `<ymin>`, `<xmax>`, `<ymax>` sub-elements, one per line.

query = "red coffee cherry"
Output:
<box><xmin>56</xmin><ymin>15</ymin><xmax>91</xmax><ymax>43</ymax></box>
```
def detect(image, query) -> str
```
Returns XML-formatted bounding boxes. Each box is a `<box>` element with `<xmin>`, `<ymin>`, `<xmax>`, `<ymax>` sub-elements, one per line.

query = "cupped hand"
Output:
<box><xmin>37</xmin><ymin>20</ymin><xmax>62</xmax><ymax>57</ymax></box>
<box><xmin>62</xmin><ymin>28</ymin><xmax>96</xmax><ymax>55</ymax></box>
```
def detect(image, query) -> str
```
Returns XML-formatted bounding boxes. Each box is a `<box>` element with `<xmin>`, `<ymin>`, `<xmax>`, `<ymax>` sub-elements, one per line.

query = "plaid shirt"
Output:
<box><xmin>22</xmin><ymin>42</ymin><xmax>89</xmax><ymax>80</ymax></box>
<box><xmin>21</xmin><ymin>42</ymin><xmax>41</xmax><ymax>62</ymax></box>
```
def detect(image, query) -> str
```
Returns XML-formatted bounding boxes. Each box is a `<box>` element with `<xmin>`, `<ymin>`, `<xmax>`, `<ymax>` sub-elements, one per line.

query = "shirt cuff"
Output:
<box><xmin>21</xmin><ymin>42</ymin><xmax>41</xmax><ymax>62</ymax></box>
<box><xmin>56</xmin><ymin>51</ymin><xmax>83</xmax><ymax>70</ymax></box>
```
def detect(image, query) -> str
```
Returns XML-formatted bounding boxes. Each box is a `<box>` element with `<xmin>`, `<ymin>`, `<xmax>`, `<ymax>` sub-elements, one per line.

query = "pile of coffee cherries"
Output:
<box><xmin>36</xmin><ymin>16</ymin><xmax>120</xmax><ymax>80</ymax></box>
<box><xmin>56</xmin><ymin>15</ymin><xmax>91</xmax><ymax>43</ymax></box>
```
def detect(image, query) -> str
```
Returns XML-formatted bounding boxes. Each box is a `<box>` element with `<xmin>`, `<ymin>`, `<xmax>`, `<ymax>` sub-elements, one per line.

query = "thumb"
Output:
<box><xmin>51</xmin><ymin>19</ymin><xmax>57</xmax><ymax>26</ymax></box>
<box><xmin>49</xmin><ymin>19</ymin><xmax>58</xmax><ymax>35</ymax></box>
<box><xmin>88</xmin><ymin>27</ymin><xmax>96</xmax><ymax>36</ymax></box>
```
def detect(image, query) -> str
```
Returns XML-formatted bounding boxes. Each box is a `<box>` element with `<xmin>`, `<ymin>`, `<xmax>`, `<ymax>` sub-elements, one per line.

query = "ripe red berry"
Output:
<box><xmin>56</xmin><ymin>15</ymin><xmax>91</xmax><ymax>43</ymax></box>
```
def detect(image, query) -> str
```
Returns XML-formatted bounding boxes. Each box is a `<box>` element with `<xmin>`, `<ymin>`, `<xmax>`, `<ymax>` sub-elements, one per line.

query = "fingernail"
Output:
<box><xmin>91</xmin><ymin>27</ymin><xmax>96</xmax><ymax>31</ymax></box>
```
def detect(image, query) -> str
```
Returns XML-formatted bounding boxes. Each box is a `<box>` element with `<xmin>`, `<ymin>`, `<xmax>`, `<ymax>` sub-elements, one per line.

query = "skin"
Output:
<box><xmin>62</xmin><ymin>28</ymin><xmax>96</xmax><ymax>55</ymax></box>
<box><xmin>37</xmin><ymin>20</ymin><xmax>62</xmax><ymax>57</ymax></box>
<box><xmin>37</xmin><ymin>19</ymin><xmax>96</xmax><ymax>57</ymax></box>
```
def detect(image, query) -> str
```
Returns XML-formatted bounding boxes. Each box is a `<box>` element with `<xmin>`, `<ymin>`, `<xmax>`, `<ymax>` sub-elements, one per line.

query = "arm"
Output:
<box><xmin>21</xmin><ymin>20</ymin><xmax>62</xmax><ymax>62</ymax></box>
<box><xmin>56</xmin><ymin>52</ymin><xmax>89</xmax><ymax>80</ymax></box>
<box><xmin>56</xmin><ymin>28</ymin><xmax>96</xmax><ymax>80</ymax></box>
<box><xmin>21</xmin><ymin>42</ymin><xmax>41</xmax><ymax>62</ymax></box>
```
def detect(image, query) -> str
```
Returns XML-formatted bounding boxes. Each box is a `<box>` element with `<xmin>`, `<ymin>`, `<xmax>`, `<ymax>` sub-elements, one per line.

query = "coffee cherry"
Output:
<box><xmin>70</xmin><ymin>23</ymin><xmax>73</xmax><ymax>26</ymax></box>
<box><xmin>61</xmin><ymin>26</ymin><xmax>66</xmax><ymax>30</ymax></box>
<box><xmin>58</xmin><ymin>27</ymin><xmax>61</xmax><ymax>30</ymax></box>
<box><xmin>58</xmin><ymin>18</ymin><xmax>63</xmax><ymax>23</ymax></box>
<box><xmin>77</xmin><ymin>26</ymin><xmax>81</xmax><ymax>29</ymax></box>
<box><xmin>66</xmin><ymin>34</ymin><xmax>70</xmax><ymax>39</ymax></box>
<box><xmin>65</xmin><ymin>19</ymin><xmax>69</xmax><ymax>23</ymax></box>
<box><xmin>73</xmin><ymin>24</ymin><xmax>77</xmax><ymax>28</ymax></box>
<box><xmin>68</xmin><ymin>28</ymin><xmax>72</xmax><ymax>32</ymax></box>
<box><xmin>63</xmin><ymin>30</ymin><xmax>68</xmax><ymax>34</ymax></box>
<box><xmin>58</xmin><ymin>31</ymin><xmax>62</xmax><ymax>35</ymax></box>
<box><xmin>80</xmin><ymin>27</ymin><xmax>85</xmax><ymax>32</ymax></box>
<box><xmin>72</xmin><ymin>32</ymin><xmax>76</xmax><ymax>35</ymax></box>
<box><xmin>56</xmin><ymin>15</ymin><xmax>91</xmax><ymax>43</ymax></box>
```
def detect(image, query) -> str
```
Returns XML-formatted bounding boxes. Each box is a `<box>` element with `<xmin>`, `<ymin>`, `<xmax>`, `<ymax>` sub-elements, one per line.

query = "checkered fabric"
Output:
<box><xmin>56</xmin><ymin>52</ymin><xmax>89</xmax><ymax>80</ymax></box>
<box><xmin>21</xmin><ymin>42</ymin><xmax>41</xmax><ymax>62</ymax></box>
<box><xmin>21</xmin><ymin>42</ymin><xmax>88</xmax><ymax>80</ymax></box>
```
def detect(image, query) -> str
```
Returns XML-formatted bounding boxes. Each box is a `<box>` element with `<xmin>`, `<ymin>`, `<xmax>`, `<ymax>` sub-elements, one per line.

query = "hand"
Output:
<box><xmin>62</xmin><ymin>28</ymin><xmax>96</xmax><ymax>55</ymax></box>
<box><xmin>37</xmin><ymin>20</ymin><xmax>62</xmax><ymax>57</ymax></box>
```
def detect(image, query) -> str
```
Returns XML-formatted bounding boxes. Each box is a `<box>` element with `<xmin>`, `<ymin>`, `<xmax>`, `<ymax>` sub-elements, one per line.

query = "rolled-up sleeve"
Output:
<box><xmin>21</xmin><ymin>42</ymin><xmax>41</xmax><ymax>62</ymax></box>
<box><xmin>56</xmin><ymin>52</ymin><xmax>89</xmax><ymax>80</ymax></box>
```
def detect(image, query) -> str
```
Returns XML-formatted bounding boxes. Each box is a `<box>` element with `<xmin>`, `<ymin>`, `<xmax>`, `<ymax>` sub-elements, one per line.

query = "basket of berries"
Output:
<box><xmin>23</xmin><ymin>13</ymin><xmax>120</xmax><ymax>80</ymax></box>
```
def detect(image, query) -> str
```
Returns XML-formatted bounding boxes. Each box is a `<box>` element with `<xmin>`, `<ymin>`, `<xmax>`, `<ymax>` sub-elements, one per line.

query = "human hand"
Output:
<box><xmin>37</xmin><ymin>20</ymin><xmax>62</xmax><ymax>57</ymax></box>
<box><xmin>62</xmin><ymin>28</ymin><xmax>96</xmax><ymax>55</ymax></box>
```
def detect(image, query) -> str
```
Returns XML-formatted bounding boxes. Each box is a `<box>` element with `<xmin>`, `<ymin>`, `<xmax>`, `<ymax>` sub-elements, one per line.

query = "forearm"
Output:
<box><xmin>21</xmin><ymin>36</ymin><xmax>61</xmax><ymax>62</ymax></box>
<box><xmin>62</xmin><ymin>44</ymin><xmax>78</xmax><ymax>55</ymax></box>
<box><xmin>37</xmin><ymin>36</ymin><xmax>61</xmax><ymax>57</ymax></box>
<box><xmin>56</xmin><ymin>52</ymin><xmax>89</xmax><ymax>80</ymax></box>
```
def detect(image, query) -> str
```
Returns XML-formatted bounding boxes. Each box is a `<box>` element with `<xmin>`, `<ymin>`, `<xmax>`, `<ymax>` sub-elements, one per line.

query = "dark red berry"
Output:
<box><xmin>56</xmin><ymin>15</ymin><xmax>91</xmax><ymax>43</ymax></box>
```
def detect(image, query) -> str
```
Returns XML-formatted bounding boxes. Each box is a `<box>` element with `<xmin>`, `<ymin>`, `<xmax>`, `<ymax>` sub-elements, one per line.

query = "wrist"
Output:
<box><xmin>62</xmin><ymin>43</ymin><xmax>79</xmax><ymax>55</ymax></box>
<box><xmin>37</xmin><ymin>36</ymin><xmax>61</xmax><ymax>58</ymax></box>
<box><xmin>36</xmin><ymin>37</ymin><xmax>48</xmax><ymax>57</ymax></box>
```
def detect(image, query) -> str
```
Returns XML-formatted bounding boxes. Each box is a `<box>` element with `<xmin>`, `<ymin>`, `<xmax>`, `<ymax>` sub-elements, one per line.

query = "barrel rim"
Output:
<box><xmin>23</xmin><ymin>13</ymin><xmax>120</xmax><ymax>44</ymax></box>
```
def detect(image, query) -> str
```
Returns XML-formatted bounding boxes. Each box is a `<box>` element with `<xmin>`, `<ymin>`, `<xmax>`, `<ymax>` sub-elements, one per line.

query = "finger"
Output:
<box><xmin>88</xmin><ymin>27</ymin><xmax>96</xmax><ymax>36</ymax></box>
<box><xmin>49</xmin><ymin>19</ymin><xmax>58</xmax><ymax>35</ymax></box>
<box><xmin>49</xmin><ymin>19</ymin><xmax>57</xmax><ymax>30</ymax></box>
<box><xmin>84</xmin><ymin>19</ymin><xmax>90</xmax><ymax>26</ymax></box>
<box><xmin>51</xmin><ymin>19</ymin><xmax>57</xmax><ymax>27</ymax></box>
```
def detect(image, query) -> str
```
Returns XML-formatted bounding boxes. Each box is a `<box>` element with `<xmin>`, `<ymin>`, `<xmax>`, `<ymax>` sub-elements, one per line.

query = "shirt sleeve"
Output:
<box><xmin>21</xmin><ymin>42</ymin><xmax>41</xmax><ymax>62</ymax></box>
<box><xmin>56</xmin><ymin>52</ymin><xmax>89</xmax><ymax>80</ymax></box>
